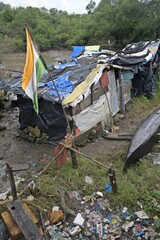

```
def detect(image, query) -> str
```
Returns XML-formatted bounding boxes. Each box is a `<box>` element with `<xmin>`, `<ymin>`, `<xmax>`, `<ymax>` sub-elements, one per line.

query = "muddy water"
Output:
<box><xmin>1</xmin><ymin>50</ymin><xmax>72</xmax><ymax>72</ymax></box>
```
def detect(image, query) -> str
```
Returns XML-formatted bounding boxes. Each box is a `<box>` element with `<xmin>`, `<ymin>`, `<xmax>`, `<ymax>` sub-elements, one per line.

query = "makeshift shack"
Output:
<box><xmin>109</xmin><ymin>40</ymin><xmax>160</xmax><ymax>97</ymax></box>
<box><xmin>5</xmin><ymin>46</ymin><xmax>134</xmax><ymax>144</ymax></box>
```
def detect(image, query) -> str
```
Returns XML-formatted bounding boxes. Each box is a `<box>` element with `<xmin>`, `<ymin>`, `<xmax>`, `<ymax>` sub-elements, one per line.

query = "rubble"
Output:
<box><xmin>18</xmin><ymin>126</ymin><xmax>49</xmax><ymax>143</ymax></box>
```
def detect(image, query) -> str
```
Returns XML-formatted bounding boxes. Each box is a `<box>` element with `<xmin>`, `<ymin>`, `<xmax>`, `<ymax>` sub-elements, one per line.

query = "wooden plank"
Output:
<box><xmin>102</xmin><ymin>133</ymin><xmax>132</xmax><ymax>140</ymax></box>
<box><xmin>6</xmin><ymin>163</ymin><xmax>17</xmax><ymax>200</ymax></box>
<box><xmin>7</xmin><ymin>200</ymin><xmax>44</xmax><ymax>240</ymax></box>
<box><xmin>22</xmin><ymin>203</ymin><xmax>38</xmax><ymax>225</ymax></box>
<box><xmin>1</xmin><ymin>204</ymin><xmax>42</xmax><ymax>240</ymax></box>
<box><xmin>1</xmin><ymin>211</ymin><xmax>22</xmax><ymax>240</ymax></box>
<box><xmin>10</xmin><ymin>164</ymin><xmax>29</xmax><ymax>172</ymax></box>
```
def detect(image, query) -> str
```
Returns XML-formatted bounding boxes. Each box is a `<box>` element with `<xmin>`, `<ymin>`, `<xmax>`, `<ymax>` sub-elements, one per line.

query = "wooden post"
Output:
<box><xmin>70</xmin><ymin>142</ymin><xmax>78</xmax><ymax>168</ymax></box>
<box><xmin>108</xmin><ymin>168</ymin><xmax>117</xmax><ymax>193</ymax></box>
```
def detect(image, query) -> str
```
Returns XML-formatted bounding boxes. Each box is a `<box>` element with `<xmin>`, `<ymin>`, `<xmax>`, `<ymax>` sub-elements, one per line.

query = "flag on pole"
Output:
<box><xmin>22</xmin><ymin>26</ymin><xmax>47</xmax><ymax>113</ymax></box>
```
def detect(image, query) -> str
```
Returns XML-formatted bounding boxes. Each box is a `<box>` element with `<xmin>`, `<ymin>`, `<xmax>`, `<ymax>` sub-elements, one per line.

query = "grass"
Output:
<box><xmin>12</xmin><ymin>148</ymin><xmax>160</xmax><ymax>217</ymax></box>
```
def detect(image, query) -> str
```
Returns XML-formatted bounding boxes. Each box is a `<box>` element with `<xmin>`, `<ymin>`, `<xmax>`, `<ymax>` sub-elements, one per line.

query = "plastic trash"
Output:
<box><xmin>105</xmin><ymin>182</ymin><xmax>112</xmax><ymax>193</ymax></box>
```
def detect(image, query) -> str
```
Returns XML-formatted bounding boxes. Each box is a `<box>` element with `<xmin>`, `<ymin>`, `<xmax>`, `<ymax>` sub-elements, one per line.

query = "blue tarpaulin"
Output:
<box><xmin>45</xmin><ymin>71</ymin><xmax>73</xmax><ymax>99</ymax></box>
<box><xmin>71</xmin><ymin>46</ymin><xmax>85</xmax><ymax>59</ymax></box>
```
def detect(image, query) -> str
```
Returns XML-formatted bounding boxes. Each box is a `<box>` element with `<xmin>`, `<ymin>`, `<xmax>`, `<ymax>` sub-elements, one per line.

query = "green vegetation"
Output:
<box><xmin>0</xmin><ymin>0</ymin><xmax>160</xmax><ymax>52</ymax></box>
<box><xmin>15</xmin><ymin>149</ymin><xmax>160</xmax><ymax>216</ymax></box>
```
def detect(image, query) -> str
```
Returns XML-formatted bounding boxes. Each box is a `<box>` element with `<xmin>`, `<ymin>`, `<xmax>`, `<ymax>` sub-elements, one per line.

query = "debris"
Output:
<box><xmin>48</xmin><ymin>210</ymin><xmax>64</xmax><ymax>224</ymax></box>
<box><xmin>122</xmin><ymin>221</ymin><xmax>134</xmax><ymax>232</ymax></box>
<box><xmin>89</xmin><ymin>211</ymin><xmax>103</xmax><ymax>224</ymax></box>
<box><xmin>4</xmin><ymin>200</ymin><xmax>44</xmax><ymax>240</ymax></box>
<box><xmin>69</xmin><ymin>225</ymin><xmax>81</xmax><ymax>237</ymax></box>
<box><xmin>135</xmin><ymin>211</ymin><xmax>149</xmax><ymax>220</ymax></box>
<box><xmin>102</xmin><ymin>132</ymin><xmax>132</xmax><ymax>140</ymax></box>
<box><xmin>95</xmin><ymin>191</ymin><xmax>103</xmax><ymax>198</ymax></box>
<box><xmin>10</xmin><ymin>163</ymin><xmax>29</xmax><ymax>172</ymax></box>
<box><xmin>85</xmin><ymin>175</ymin><xmax>93</xmax><ymax>184</ymax></box>
<box><xmin>105</xmin><ymin>182</ymin><xmax>112</xmax><ymax>193</ymax></box>
<box><xmin>0</xmin><ymin>176</ymin><xmax>24</xmax><ymax>200</ymax></box>
<box><xmin>52</xmin><ymin>206</ymin><xmax>60</xmax><ymax>212</ymax></box>
<box><xmin>151</xmin><ymin>153</ymin><xmax>160</xmax><ymax>165</ymax></box>
<box><xmin>26</xmin><ymin>194</ymin><xmax>35</xmax><ymax>202</ymax></box>
<box><xmin>122</xmin><ymin>207</ymin><xmax>128</xmax><ymax>213</ymax></box>
<box><xmin>73</xmin><ymin>213</ymin><xmax>85</xmax><ymax>226</ymax></box>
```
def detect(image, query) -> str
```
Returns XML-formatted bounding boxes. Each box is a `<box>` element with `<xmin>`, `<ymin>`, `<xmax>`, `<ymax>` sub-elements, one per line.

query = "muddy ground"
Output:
<box><xmin>0</xmin><ymin>101</ymin><xmax>155</xmax><ymax>173</ymax></box>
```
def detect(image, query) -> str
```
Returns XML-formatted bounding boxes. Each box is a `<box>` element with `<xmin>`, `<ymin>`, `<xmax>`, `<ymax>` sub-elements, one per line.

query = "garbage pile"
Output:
<box><xmin>43</xmin><ymin>191</ymin><xmax>160</xmax><ymax>240</ymax></box>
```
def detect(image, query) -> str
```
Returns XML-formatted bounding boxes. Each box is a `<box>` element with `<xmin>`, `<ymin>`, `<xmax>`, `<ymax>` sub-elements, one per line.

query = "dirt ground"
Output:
<box><xmin>0</xmin><ymin>101</ymin><xmax>154</xmax><ymax>171</ymax></box>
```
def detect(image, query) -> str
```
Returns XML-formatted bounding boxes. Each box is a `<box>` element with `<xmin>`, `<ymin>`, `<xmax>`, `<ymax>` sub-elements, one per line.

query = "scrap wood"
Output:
<box><xmin>10</xmin><ymin>164</ymin><xmax>29</xmax><ymax>172</ymax></box>
<box><xmin>6</xmin><ymin>163</ymin><xmax>17</xmax><ymax>200</ymax></box>
<box><xmin>39</xmin><ymin>210</ymin><xmax>50</xmax><ymax>240</ymax></box>
<box><xmin>102</xmin><ymin>132</ymin><xmax>132</xmax><ymax>140</ymax></box>
<box><xmin>7</xmin><ymin>199</ymin><xmax>44</xmax><ymax>240</ymax></box>
<box><xmin>0</xmin><ymin>199</ymin><xmax>11</xmax><ymax>205</ymax></box>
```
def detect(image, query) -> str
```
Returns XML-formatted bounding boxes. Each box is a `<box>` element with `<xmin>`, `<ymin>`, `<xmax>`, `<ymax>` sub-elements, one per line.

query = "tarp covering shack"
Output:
<box><xmin>109</xmin><ymin>40</ymin><xmax>160</xmax><ymax>97</ymax></box>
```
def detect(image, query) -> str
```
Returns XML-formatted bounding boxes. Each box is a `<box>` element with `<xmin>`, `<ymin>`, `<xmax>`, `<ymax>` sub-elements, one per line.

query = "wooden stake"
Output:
<box><xmin>108</xmin><ymin>168</ymin><xmax>117</xmax><ymax>192</ymax></box>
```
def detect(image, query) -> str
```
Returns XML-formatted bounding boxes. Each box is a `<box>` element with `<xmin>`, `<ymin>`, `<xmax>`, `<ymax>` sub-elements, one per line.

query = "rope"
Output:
<box><xmin>18</xmin><ymin>146</ymin><xmax>65</xmax><ymax>197</ymax></box>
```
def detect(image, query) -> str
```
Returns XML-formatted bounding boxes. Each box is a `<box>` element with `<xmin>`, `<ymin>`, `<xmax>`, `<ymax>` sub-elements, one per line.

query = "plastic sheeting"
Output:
<box><xmin>73</xmin><ymin>94</ymin><xmax>111</xmax><ymax>133</ymax></box>
<box><xmin>85</xmin><ymin>45</ymin><xmax>100</xmax><ymax>51</ymax></box>
<box><xmin>71</xmin><ymin>46</ymin><xmax>85</xmax><ymax>59</ymax></box>
<box><xmin>45</xmin><ymin>71</ymin><xmax>73</xmax><ymax>99</ymax></box>
<box><xmin>11</xmin><ymin>97</ymin><xmax>68</xmax><ymax>144</ymax></box>
<box><xmin>63</xmin><ymin>65</ymin><xmax>106</xmax><ymax>107</ymax></box>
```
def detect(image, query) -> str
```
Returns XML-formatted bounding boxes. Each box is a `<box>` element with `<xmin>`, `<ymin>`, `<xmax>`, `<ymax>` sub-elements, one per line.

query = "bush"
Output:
<box><xmin>13</xmin><ymin>37</ymin><xmax>25</xmax><ymax>52</ymax></box>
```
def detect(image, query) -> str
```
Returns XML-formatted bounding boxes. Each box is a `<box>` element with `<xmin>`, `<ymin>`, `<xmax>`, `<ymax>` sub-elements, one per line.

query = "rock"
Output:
<box><xmin>35</xmin><ymin>137</ymin><xmax>43</xmax><ymax>144</ymax></box>
<box><xmin>48</xmin><ymin>210</ymin><xmax>64</xmax><ymax>224</ymax></box>
<box><xmin>23</xmin><ymin>128</ymin><xmax>29</xmax><ymax>134</ymax></box>
<box><xmin>42</xmin><ymin>132</ymin><xmax>48</xmax><ymax>139</ymax></box>
<box><xmin>88</xmin><ymin>130</ymin><xmax>97</xmax><ymax>140</ymax></box>
<box><xmin>28</xmin><ymin>135</ymin><xmax>35</xmax><ymax>142</ymax></box>
<box><xmin>33</xmin><ymin>126</ymin><xmax>41</xmax><ymax>138</ymax></box>
<box><xmin>0</xmin><ymin>124</ymin><xmax>6</xmax><ymax>131</ymax></box>
<box><xmin>27</xmin><ymin>125</ymin><xmax>34</xmax><ymax>133</ymax></box>
<box><xmin>21</xmin><ymin>132</ymin><xmax>29</xmax><ymax>141</ymax></box>
<box><xmin>0</xmin><ymin>114</ymin><xmax>4</xmax><ymax>119</ymax></box>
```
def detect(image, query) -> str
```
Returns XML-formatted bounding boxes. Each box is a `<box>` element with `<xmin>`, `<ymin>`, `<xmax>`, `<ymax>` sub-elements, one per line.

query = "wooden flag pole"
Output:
<box><xmin>25</xmin><ymin>24</ymin><xmax>77</xmax><ymax>168</ymax></box>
